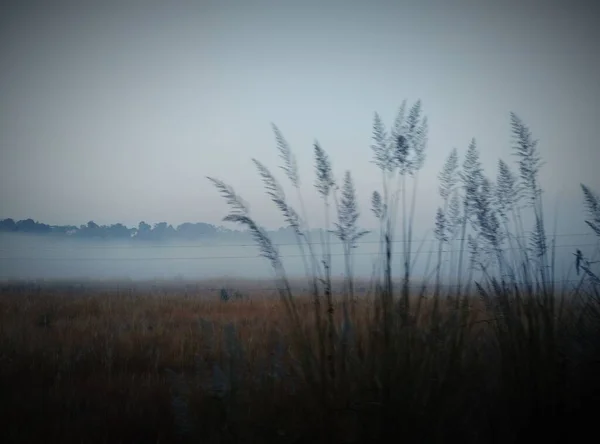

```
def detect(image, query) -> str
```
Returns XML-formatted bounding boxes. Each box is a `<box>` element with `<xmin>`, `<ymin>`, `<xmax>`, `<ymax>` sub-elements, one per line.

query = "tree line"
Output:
<box><xmin>0</xmin><ymin>218</ymin><xmax>314</xmax><ymax>242</ymax></box>
<box><xmin>0</xmin><ymin>218</ymin><xmax>235</xmax><ymax>241</ymax></box>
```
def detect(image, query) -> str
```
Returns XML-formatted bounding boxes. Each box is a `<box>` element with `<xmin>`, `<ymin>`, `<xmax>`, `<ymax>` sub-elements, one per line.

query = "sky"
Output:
<box><xmin>1</xmin><ymin>0</ymin><xmax>599</xmax><ymax>235</ymax></box>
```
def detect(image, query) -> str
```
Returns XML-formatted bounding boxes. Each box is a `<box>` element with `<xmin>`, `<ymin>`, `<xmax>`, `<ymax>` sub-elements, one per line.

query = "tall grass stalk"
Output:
<box><xmin>202</xmin><ymin>107</ymin><xmax>600</xmax><ymax>443</ymax></box>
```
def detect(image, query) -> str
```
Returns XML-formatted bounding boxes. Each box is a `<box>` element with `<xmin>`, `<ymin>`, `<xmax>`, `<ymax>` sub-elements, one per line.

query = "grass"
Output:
<box><xmin>0</xmin><ymin>281</ymin><xmax>597</xmax><ymax>443</ymax></box>
<box><xmin>2</xmin><ymin>104</ymin><xmax>600</xmax><ymax>443</ymax></box>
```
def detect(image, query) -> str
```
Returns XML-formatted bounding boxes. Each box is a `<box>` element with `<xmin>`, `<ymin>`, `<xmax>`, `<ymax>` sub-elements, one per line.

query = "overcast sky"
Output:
<box><xmin>1</xmin><ymin>0</ymin><xmax>599</xmax><ymax>234</ymax></box>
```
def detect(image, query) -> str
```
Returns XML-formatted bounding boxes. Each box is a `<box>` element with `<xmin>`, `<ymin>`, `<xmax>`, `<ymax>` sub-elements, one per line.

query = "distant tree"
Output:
<box><xmin>107</xmin><ymin>223</ymin><xmax>133</xmax><ymax>238</ymax></box>
<box><xmin>0</xmin><ymin>217</ymin><xmax>247</xmax><ymax>240</ymax></box>
<box><xmin>138</xmin><ymin>221</ymin><xmax>151</xmax><ymax>232</ymax></box>
<box><xmin>17</xmin><ymin>219</ymin><xmax>36</xmax><ymax>231</ymax></box>
<box><xmin>153</xmin><ymin>222</ymin><xmax>168</xmax><ymax>232</ymax></box>
<box><xmin>135</xmin><ymin>221</ymin><xmax>152</xmax><ymax>239</ymax></box>
<box><xmin>16</xmin><ymin>218</ymin><xmax>51</xmax><ymax>233</ymax></box>
<box><xmin>0</xmin><ymin>218</ymin><xmax>17</xmax><ymax>232</ymax></box>
<box><xmin>76</xmin><ymin>221</ymin><xmax>105</xmax><ymax>238</ymax></box>
<box><xmin>176</xmin><ymin>222</ymin><xmax>217</xmax><ymax>239</ymax></box>
<box><xmin>166</xmin><ymin>224</ymin><xmax>177</xmax><ymax>238</ymax></box>
<box><xmin>149</xmin><ymin>222</ymin><xmax>176</xmax><ymax>240</ymax></box>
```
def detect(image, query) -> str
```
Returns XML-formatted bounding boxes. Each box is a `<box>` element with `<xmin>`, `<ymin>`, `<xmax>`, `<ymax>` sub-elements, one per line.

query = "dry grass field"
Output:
<box><xmin>0</xmin><ymin>280</ymin><xmax>380</xmax><ymax>443</ymax></box>
<box><xmin>1</xmin><ymin>279</ymin><xmax>598</xmax><ymax>444</ymax></box>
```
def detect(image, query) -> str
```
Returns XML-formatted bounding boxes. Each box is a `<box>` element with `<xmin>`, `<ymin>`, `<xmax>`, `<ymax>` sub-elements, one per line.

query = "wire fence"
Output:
<box><xmin>0</xmin><ymin>241</ymin><xmax>597</xmax><ymax>261</ymax></box>
<box><xmin>0</xmin><ymin>231</ymin><xmax>595</xmax><ymax>250</ymax></box>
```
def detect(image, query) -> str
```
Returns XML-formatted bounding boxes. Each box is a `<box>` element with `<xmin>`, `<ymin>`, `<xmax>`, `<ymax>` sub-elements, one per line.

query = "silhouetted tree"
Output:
<box><xmin>134</xmin><ymin>221</ymin><xmax>152</xmax><ymax>239</ymax></box>
<box><xmin>16</xmin><ymin>218</ymin><xmax>51</xmax><ymax>233</ymax></box>
<box><xmin>107</xmin><ymin>223</ymin><xmax>134</xmax><ymax>238</ymax></box>
<box><xmin>0</xmin><ymin>218</ymin><xmax>17</xmax><ymax>232</ymax></box>
<box><xmin>176</xmin><ymin>222</ymin><xmax>217</xmax><ymax>239</ymax></box>
<box><xmin>76</xmin><ymin>221</ymin><xmax>107</xmax><ymax>238</ymax></box>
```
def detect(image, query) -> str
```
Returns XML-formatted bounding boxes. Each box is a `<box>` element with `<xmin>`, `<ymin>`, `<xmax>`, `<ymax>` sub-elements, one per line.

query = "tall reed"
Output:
<box><xmin>204</xmin><ymin>106</ymin><xmax>600</xmax><ymax>442</ymax></box>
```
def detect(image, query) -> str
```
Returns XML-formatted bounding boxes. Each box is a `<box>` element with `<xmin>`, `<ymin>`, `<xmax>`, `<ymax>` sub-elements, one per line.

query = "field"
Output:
<box><xmin>1</xmin><ymin>279</ymin><xmax>599</xmax><ymax>444</ymax></box>
<box><xmin>2</xmin><ymin>108</ymin><xmax>600</xmax><ymax>443</ymax></box>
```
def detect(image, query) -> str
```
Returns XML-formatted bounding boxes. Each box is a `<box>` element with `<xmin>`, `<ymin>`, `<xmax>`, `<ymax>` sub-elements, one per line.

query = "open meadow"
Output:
<box><xmin>1</xmin><ymin>277</ymin><xmax>599</xmax><ymax>443</ymax></box>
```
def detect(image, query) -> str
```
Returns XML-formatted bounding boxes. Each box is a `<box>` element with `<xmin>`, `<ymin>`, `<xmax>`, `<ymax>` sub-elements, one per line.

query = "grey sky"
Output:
<box><xmin>1</xmin><ymin>0</ymin><xmax>599</xmax><ymax>234</ymax></box>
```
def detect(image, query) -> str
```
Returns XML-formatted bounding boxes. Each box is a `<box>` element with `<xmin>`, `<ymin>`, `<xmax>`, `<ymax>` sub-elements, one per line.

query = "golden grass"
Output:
<box><xmin>0</xmin><ymin>281</ymin><xmax>594</xmax><ymax>443</ymax></box>
<box><xmin>0</xmin><ymin>283</ymin><xmax>362</xmax><ymax>442</ymax></box>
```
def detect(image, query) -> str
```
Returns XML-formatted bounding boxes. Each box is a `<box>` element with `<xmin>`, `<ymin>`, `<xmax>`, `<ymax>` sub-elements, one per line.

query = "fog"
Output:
<box><xmin>1</xmin><ymin>231</ymin><xmax>596</xmax><ymax>289</ymax></box>
<box><xmin>0</xmin><ymin>232</ymin><xmax>384</xmax><ymax>281</ymax></box>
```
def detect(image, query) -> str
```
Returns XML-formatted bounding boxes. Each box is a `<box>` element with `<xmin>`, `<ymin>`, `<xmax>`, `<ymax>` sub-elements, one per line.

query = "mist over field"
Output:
<box><xmin>1</xmin><ymin>229</ymin><xmax>596</xmax><ymax>284</ymax></box>
<box><xmin>0</xmin><ymin>231</ymin><xmax>384</xmax><ymax>281</ymax></box>
<box><xmin>0</xmin><ymin>232</ymin><xmax>377</xmax><ymax>281</ymax></box>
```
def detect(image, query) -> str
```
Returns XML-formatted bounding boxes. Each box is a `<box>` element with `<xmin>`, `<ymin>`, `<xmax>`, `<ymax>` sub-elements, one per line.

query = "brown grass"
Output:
<box><xmin>0</xmin><ymin>281</ymin><xmax>595</xmax><ymax>444</ymax></box>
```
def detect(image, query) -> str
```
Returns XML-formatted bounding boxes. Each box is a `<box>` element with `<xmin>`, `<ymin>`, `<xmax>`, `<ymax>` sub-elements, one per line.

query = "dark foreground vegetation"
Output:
<box><xmin>2</xmin><ymin>103</ymin><xmax>599</xmax><ymax>443</ymax></box>
<box><xmin>0</xmin><ymin>283</ymin><xmax>598</xmax><ymax>444</ymax></box>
